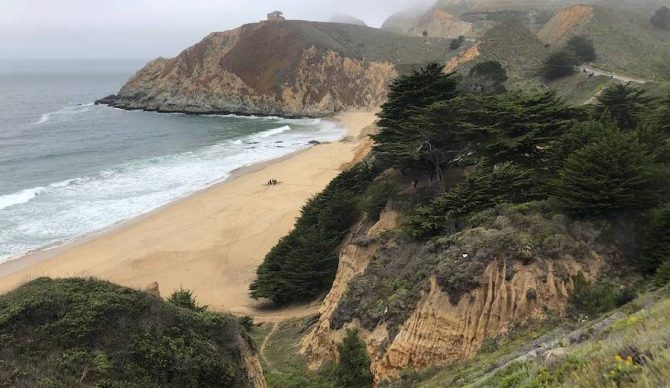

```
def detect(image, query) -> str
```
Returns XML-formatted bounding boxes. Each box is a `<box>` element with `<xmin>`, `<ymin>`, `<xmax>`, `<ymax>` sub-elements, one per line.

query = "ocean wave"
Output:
<box><xmin>33</xmin><ymin>105</ymin><xmax>92</xmax><ymax>125</ymax></box>
<box><xmin>254</xmin><ymin>125</ymin><xmax>291</xmax><ymax>138</ymax></box>
<box><xmin>0</xmin><ymin>187</ymin><xmax>46</xmax><ymax>210</ymax></box>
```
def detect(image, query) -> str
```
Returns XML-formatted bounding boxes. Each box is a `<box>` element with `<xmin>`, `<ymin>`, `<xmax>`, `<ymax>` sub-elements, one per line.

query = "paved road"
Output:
<box><xmin>580</xmin><ymin>66</ymin><xmax>650</xmax><ymax>104</ymax></box>
<box><xmin>579</xmin><ymin>65</ymin><xmax>648</xmax><ymax>84</ymax></box>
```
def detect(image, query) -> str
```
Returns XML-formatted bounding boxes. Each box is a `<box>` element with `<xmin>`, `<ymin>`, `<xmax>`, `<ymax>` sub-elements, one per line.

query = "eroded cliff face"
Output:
<box><xmin>374</xmin><ymin>257</ymin><xmax>602</xmax><ymax>378</ymax></box>
<box><xmin>102</xmin><ymin>21</ymin><xmax>451</xmax><ymax>117</ymax></box>
<box><xmin>240</xmin><ymin>335</ymin><xmax>268</xmax><ymax>388</ymax></box>
<box><xmin>537</xmin><ymin>5</ymin><xmax>594</xmax><ymax>44</ymax></box>
<box><xmin>300</xmin><ymin>208</ymin><xmax>606</xmax><ymax>383</ymax></box>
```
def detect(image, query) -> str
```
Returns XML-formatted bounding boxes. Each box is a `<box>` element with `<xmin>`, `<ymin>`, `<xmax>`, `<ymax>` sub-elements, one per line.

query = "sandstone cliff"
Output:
<box><xmin>300</xmin><ymin>206</ymin><xmax>610</xmax><ymax>382</ymax></box>
<box><xmin>100</xmin><ymin>21</ymin><xmax>452</xmax><ymax>117</ymax></box>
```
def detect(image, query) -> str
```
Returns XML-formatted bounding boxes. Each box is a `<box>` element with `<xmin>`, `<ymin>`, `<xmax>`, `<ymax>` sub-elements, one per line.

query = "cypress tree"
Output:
<box><xmin>553</xmin><ymin>128</ymin><xmax>658</xmax><ymax>215</ymax></box>
<box><xmin>335</xmin><ymin>329</ymin><xmax>373</xmax><ymax>388</ymax></box>
<box><xmin>566</xmin><ymin>35</ymin><xmax>597</xmax><ymax>62</ymax></box>
<box><xmin>595</xmin><ymin>84</ymin><xmax>653</xmax><ymax>131</ymax></box>
<box><xmin>541</xmin><ymin>49</ymin><xmax>579</xmax><ymax>80</ymax></box>
<box><xmin>249</xmin><ymin>163</ymin><xmax>374</xmax><ymax>305</ymax></box>
<box><xmin>464</xmin><ymin>60</ymin><xmax>508</xmax><ymax>94</ymax></box>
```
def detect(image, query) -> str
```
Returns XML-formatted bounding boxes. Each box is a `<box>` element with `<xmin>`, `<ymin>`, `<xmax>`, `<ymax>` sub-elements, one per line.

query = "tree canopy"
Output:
<box><xmin>541</xmin><ymin>49</ymin><xmax>579</xmax><ymax>80</ymax></box>
<box><xmin>651</xmin><ymin>6</ymin><xmax>670</xmax><ymax>30</ymax></box>
<box><xmin>595</xmin><ymin>84</ymin><xmax>654</xmax><ymax>131</ymax></box>
<box><xmin>464</xmin><ymin>60</ymin><xmax>508</xmax><ymax>94</ymax></box>
<box><xmin>566</xmin><ymin>35</ymin><xmax>597</xmax><ymax>63</ymax></box>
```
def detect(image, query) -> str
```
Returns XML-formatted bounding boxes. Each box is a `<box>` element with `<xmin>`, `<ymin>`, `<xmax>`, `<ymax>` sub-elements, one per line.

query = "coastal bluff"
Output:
<box><xmin>98</xmin><ymin>20</ymin><xmax>452</xmax><ymax>117</ymax></box>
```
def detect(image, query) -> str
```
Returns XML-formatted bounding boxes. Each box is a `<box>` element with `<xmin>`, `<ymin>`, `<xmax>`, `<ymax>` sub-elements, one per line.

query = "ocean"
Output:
<box><xmin>0</xmin><ymin>60</ymin><xmax>345</xmax><ymax>263</ymax></box>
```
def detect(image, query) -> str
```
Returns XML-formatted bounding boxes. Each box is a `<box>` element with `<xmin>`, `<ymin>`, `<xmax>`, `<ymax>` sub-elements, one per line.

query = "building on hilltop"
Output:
<box><xmin>267</xmin><ymin>11</ymin><xmax>285</xmax><ymax>21</ymax></box>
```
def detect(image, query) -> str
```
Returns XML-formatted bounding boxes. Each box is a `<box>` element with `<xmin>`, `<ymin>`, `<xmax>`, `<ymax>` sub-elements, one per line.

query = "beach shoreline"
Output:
<box><xmin>0</xmin><ymin>110</ymin><xmax>377</xmax><ymax>321</ymax></box>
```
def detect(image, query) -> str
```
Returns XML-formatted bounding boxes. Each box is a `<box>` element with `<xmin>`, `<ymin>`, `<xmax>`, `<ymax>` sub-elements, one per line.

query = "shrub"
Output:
<box><xmin>566</xmin><ymin>35</ymin><xmax>597</xmax><ymax>62</ymax></box>
<box><xmin>335</xmin><ymin>329</ymin><xmax>373</xmax><ymax>388</ymax></box>
<box><xmin>167</xmin><ymin>287</ymin><xmax>207</xmax><ymax>311</ymax></box>
<box><xmin>0</xmin><ymin>278</ymin><xmax>248</xmax><ymax>387</ymax></box>
<box><xmin>405</xmin><ymin>163</ymin><xmax>540</xmax><ymax>238</ymax></box>
<box><xmin>553</xmin><ymin>129</ymin><xmax>658</xmax><ymax>216</ymax></box>
<box><xmin>570</xmin><ymin>274</ymin><xmax>634</xmax><ymax>316</ymax></box>
<box><xmin>639</xmin><ymin>203</ymin><xmax>670</xmax><ymax>274</ymax></box>
<box><xmin>465</xmin><ymin>60</ymin><xmax>508</xmax><ymax>94</ymax></box>
<box><xmin>360</xmin><ymin>180</ymin><xmax>394</xmax><ymax>222</ymax></box>
<box><xmin>651</xmin><ymin>6</ymin><xmax>670</xmax><ymax>30</ymax></box>
<box><xmin>450</xmin><ymin>35</ymin><xmax>465</xmax><ymax>50</ymax></box>
<box><xmin>542</xmin><ymin>49</ymin><xmax>579</xmax><ymax>80</ymax></box>
<box><xmin>239</xmin><ymin>315</ymin><xmax>255</xmax><ymax>331</ymax></box>
<box><xmin>653</xmin><ymin>261</ymin><xmax>670</xmax><ymax>286</ymax></box>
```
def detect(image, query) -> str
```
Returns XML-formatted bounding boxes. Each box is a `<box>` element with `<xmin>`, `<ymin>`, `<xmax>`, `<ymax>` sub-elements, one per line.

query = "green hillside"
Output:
<box><xmin>0</xmin><ymin>278</ymin><xmax>255</xmax><ymax>388</ymax></box>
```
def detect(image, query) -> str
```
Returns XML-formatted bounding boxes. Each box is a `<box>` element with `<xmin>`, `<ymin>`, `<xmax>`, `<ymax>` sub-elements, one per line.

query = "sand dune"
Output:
<box><xmin>0</xmin><ymin>111</ymin><xmax>377</xmax><ymax>321</ymax></box>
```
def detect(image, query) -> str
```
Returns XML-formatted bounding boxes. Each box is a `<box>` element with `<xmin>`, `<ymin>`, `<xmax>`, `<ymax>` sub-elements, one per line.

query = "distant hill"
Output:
<box><xmin>329</xmin><ymin>14</ymin><xmax>367</xmax><ymax>26</ymax></box>
<box><xmin>407</xmin><ymin>9</ymin><xmax>477</xmax><ymax>38</ymax></box>
<box><xmin>446</xmin><ymin>19</ymin><xmax>549</xmax><ymax>77</ymax></box>
<box><xmin>0</xmin><ymin>278</ymin><xmax>264</xmax><ymax>387</ymax></box>
<box><xmin>100</xmin><ymin>20</ymin><xmax>453</xmax><ymax>117</ymax></box>
<box><xmin>539</xmin><ymin>4</ymin><xmax>670</xmax><ymax>79</ymax></box>
<box><xmin>381</xmin><ymin>8</ymin><xmax>425</xmax><ymax>33</ymax></box>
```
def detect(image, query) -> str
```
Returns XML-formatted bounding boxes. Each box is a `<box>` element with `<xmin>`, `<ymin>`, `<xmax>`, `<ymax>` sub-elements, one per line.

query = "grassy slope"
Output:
<box><xmin>249</xmin><ymin>318</ymin><xmax>335</xmax><ymax>388</ymax></box>
<box><xmin>389</xmin><ymin>287</ymin><xmax>669</xmax><ymax>387</ymax></box>
<box><xmin>567</xmin><ymin>6</ymin><xmax>670</xmax><ymax>80</ymax></box>
<box><xmin>0</xmin><ymin>278</ymin><xmax>251</xmax><ymax>388</ymax></box>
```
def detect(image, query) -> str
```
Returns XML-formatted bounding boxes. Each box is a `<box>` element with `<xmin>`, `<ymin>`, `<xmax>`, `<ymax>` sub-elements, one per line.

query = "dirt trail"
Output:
<box><xmin>259</xmin><ymin>323</ymin><xmax>280</xmax><ymax>374</ymax></box>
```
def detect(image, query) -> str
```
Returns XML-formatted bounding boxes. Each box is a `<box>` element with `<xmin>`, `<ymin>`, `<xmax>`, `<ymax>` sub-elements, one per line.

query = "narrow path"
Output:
<box><xmin>259</xmin><ymin>323</ymin><xmax>281</xmax><ymax>374</ymax></box>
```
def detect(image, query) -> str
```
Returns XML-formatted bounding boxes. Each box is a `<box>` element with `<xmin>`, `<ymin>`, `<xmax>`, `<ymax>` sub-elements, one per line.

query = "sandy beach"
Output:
<box><xmin>0</xmin><ymin>111</ymin><xmax>377</xmax><ymax>320</ymax></box>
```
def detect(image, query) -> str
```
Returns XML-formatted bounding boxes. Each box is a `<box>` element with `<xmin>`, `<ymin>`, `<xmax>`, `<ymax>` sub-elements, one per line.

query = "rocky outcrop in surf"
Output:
<box><xmin>98</xmin><ymin>21</ymin><xmax>452</xmax><ymax>117</ymax></box>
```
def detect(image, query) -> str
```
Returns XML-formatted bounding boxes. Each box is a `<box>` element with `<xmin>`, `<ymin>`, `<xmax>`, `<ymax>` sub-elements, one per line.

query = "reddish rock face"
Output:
<box><xmin>103</xmin><ymin>21</ymin><xmax>453</xmax><ymax>117</ymax></box>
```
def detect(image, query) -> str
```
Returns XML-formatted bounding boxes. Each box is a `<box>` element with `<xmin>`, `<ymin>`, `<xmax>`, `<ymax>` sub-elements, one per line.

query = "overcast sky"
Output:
<box><xmin>0</xmin><ymin>0</ymin><xmax>431</xmax><ymax>60</ymax></box>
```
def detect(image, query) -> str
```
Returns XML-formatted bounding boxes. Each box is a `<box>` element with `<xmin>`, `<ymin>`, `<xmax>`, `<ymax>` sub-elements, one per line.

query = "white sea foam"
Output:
<box><xmin>0</xmin><ymin>187</ymin><xmax>46</xmax><ymax>210</ymax></box>
<box><xmin>254</xmin><ymin>125</ymin><xmax>291</xmax><ymax>138</ymax></box>
<box><xmin>34</xmin><ymin>105</ymin><xmax>93</xmax><ymax>125</ymax></box>
<box><xmin>0</xmin><ymin>117</ymin><xmax>346</xmax><ymax>262</ymax></box>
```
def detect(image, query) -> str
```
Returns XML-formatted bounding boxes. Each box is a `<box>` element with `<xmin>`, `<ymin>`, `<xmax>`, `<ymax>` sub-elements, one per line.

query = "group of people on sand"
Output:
<box><xmin>266</xmin><ymin>179</ymin><xmax>279</xmax><ymax>186</ymax></box>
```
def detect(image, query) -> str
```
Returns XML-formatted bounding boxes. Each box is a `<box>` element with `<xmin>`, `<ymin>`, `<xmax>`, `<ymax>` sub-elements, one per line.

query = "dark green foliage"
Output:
<box><xmin>654</xmin><ymin>261</ymin><xmax>670</xmax><ymax>286</ymax></box>
<box><xmin>472</xmin><ymin>92</ymin><xmax>580</xmax><ymax>168</ymax></box>
<box><xmin>250</xmin><ymin>163</ymin><xmax>375</xmax><ymax>305</ymax></box>
<box><xmin>566</xmin><ymin>35</ymin><xmax>597</xmax><ymax>63</ymax></box>
<box><xmin>639</xmin><ymin>203</ymin><xmax>670</xmax><ymax>274</ymax></box>
<box><xmin>239</xmin><ymin>316</ymin><xmax>255</xmax><ymax>331</ymax></box>
<box><xmin>405</xmin><ymin>163</ymin><xmax>541</xmax><ymax>238</ymax></box>
<box><xmin>0</xmin><ymin>278</ymin><xmax>248</xmax><ymax>387</ymax></box>
<box><xmin>465</xmin><ymin>60</ymin><xmax>508</xmax><ymax>94</ymax></box>
<box><xmin>167</xmin><ymin>287</ymin><xmax>207</xmax><ymax>312</ymax></box>
<box><xmin>650</xmin><ymin>6</ymin><xmax>670</xmax><ymax>30</ymax></box>
<box><xmin>553</xmin><ymin>129</ymin><xmax>658</xmax><ymax>216</ymax></box>
<box><xmin>658</xmin><ymin>94</ymin><xmax>670</xmax><ymax>134</ymax></box>
<box><xmin>360</xmin><ymin>180</ymin><xmax>395</xmax><ymax>222</ymax></box>
<box><xmin>376</xmin><ymin>63</ymin><xmax>459</xmax><ymax>130</ymax></box>
<box><xmin>335</xmin><ymin>329</ymin><xmax>373</xmax><ymax>388</ymax></box>
<box><xmin>450</xmin><ymin>35</ymin><xmax>466</xmax><ymax>50</ymax></box>
<box><xmin>595</xmin><ymin>84</ymin><xmax>654</xmax><ymax>131</ymax></box>
<box><xmin>542</xmin><ymin>49</ymin><xmax>579</xmax><ymax>80</ymax></box>
<box><xmin>570</xmin><ymin>274</ymin><xmax>635</xmax><ymax>316</ymax></box>
<box><xmin>374</xmin><ymin>80</ymin><xmax>578</xmax><ymax>189</ymax></box>
<box><xmin>372</xmin><ymin>64</ymin><xmax>460</xmax><ymax>184</ymax></box>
